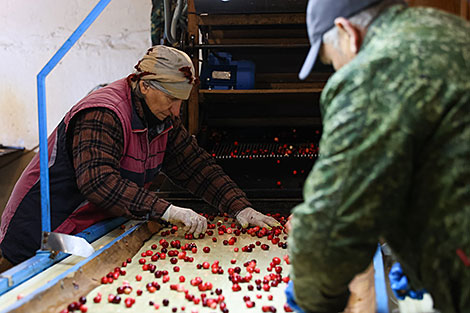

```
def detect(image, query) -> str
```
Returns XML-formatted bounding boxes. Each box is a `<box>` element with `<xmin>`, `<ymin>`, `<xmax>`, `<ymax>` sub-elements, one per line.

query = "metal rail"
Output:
<box><xmin>37</xmin><ymin>0</ymin><xmax>112</xmax><ymax>235</ymax></box>
<box><xmin>0</xmin><ymin>217</ymin><xmax>127</xmax><ymax>296</ymax></box>
<box><xmin>0</xmin><ymin>220</ymin><xmax>140</xmax><ymax>313</ymax></box>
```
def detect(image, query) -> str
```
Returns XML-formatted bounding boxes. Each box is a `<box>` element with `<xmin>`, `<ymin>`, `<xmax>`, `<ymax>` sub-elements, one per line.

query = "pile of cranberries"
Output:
<box><xmin>59</xmin><ymin>213</ymin><xmax>295</xmax><ymax>313</ymax></box>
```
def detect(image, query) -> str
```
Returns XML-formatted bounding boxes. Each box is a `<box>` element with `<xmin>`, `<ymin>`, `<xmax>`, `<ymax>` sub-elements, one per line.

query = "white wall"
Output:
<box><xmin>0</xmin><ymin>0</ymin><xmax>152</xmax><ymax>149</ymax></box>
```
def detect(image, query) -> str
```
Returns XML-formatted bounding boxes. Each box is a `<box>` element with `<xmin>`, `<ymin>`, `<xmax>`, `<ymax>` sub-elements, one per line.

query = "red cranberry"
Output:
<box><xmin>284</xmin><ymin>303</ymin><xmax>294</xmax><ymax>312</ymax></box>
<box><xmin>112</xmin><ymin>295</ymin><xmax>121</xmax><ymax>304</ymax></box>
<box><xmin>203</xmin><ymin>247</ymin><xmax>211</xmax><ymax>253</ymax></box>
<box><xmin>162</xmin><ymin>299</ymin><xmax>170</xmax><ymax>306</ymax></box>
<box><xmin>232</xmin><ymin>283</ymin><xmax>241</xmax><ymax>292</ymax></box>
<box><xmin>67</xmin><ymin>302</ymin><xmax>79</xmax><ymax>311</ymax></box>
<box><xmin>246</xmin><ymin>300</ymin><xmax>255</xmax><ymax>308</ymax></box>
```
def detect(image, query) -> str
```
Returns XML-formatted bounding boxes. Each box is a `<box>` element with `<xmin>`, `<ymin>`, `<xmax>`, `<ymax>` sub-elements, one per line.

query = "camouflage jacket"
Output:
<box><xmin>288</xmin><ymin>5</ymin><xmax>470</xmax><ymax>313</ymax></box>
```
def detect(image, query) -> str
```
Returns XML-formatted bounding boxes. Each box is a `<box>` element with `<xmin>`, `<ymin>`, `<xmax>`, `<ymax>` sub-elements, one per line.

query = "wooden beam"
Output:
<box><xmin>187</xmin><ymin>0</ymin><xmax>199</xmax><ymax>135</ymax></box>
<box><xmin>199</xmin><ymin>88</ymin><xmax>323</xmax><ymax>94</ymax></box>
<box><xmin>461</xmin><ymin>0</ymin><xmax>469</xmax><ymax>20</ymax></box>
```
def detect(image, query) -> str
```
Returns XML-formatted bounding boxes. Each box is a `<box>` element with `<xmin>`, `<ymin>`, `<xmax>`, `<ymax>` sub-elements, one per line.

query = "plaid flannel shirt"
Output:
<box><xmin>69</xmin><ymin>94</ymin><xmax>251</xmax><ymax>220</ymax></box>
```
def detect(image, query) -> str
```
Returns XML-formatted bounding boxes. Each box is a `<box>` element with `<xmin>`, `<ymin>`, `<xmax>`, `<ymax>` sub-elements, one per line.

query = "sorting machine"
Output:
<box><xmin>156</xmin><ymin>0</ymin><xmax>333</xmax><ymax>214</ymax></box>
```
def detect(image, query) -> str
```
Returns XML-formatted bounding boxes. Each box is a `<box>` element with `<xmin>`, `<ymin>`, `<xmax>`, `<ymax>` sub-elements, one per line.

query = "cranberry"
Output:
<box><xmin>137</xmin><ymin>289</ymin><xmax>143</xmax><ymax>296</ymax></box>
<box><xmin>162</xmin><ymin>299</ymin><xmax>170</xmax><ymax>306</ymax></box>
<box><xmin>163</xmin><ymin>275</ymin><xmax>170</xmax><ymax>283</ymax></box>
<box><xmin>173</xmin><ymin>266</ymin><xmax>180</xmax><ymax>272</ymax></box>
<box><xmin>80</xmin><ymin>305</ymin><xmax>88</xmax><ymax>313</ymax></box>
<box><xmin>232</xmin><ymin>283</ymin><xmax>241</xmax><ymax>292</ymax></box>
<box><xmin>67</xmin><ymin>302</ymin><xmax>79</xmax><ymax>311</ymax></box>
<box><xmin>246</xmin><ymin>300</ymin><xmax>255</xmax><ymax>308</ymax></box>
<box><xmin>203</xmin><ymin>247</ymin><xmax>210</xmax><ymax>253</ymax></box>
<box><xmin>261</xmin><ymin>244</ymin><xmax>270</xmax><ymax>250</ymax></box>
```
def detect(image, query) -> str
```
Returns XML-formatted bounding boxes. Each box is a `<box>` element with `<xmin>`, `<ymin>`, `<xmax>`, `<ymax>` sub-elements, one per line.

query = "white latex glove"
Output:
<box><xmin>161</xmin><ymin>205</ymin><xmax>207</xmax><ymax>237</ymax></box>
<box><xmin>235</xmin><ymin>207</ymin><xmax>281</xmax><ymax>229</ymax></box>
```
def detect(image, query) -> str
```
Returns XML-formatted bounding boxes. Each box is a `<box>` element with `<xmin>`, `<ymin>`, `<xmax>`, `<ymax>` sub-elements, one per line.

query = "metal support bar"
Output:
<box><xmin>36</xmin><ymin>0</ymin><xmax>112</xmax><ymax>235</ymax></box>
<box><xmin>0</xmin><ymin>217</ymin><xmax>127</xmax><ymax>296</ymax></box>
<box><xmin>0</xmin><ymin>220</ymin><xmax>141</xmax><ymax>313</ymax></box>
<box><xmin>374</xmin><ymin>244</ymin><xmax>389</xmax><ymax>313</ymax></box>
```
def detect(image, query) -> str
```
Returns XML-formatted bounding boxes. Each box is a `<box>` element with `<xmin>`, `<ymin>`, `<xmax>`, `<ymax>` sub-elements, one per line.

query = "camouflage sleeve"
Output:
<box><xmin>288</xmin><ymin>74</ymin><xmax>415</xmax><ymax>311</ymax></box>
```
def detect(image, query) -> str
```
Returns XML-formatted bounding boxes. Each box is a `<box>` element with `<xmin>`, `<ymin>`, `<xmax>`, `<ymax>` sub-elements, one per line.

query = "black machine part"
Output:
<box><xmin>194</xmin><ymin>0</ymin><xmax>308</xmax><ymax>15</ymax></box>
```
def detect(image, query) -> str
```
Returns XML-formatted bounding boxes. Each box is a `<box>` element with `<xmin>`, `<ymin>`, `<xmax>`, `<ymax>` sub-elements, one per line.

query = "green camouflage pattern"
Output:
<box><xmin>288</xmin><ymin>5</ymin><xmax>470</xmax><ymax>313</ymax></box>
<box><xmin>151</xmin><ymin>0</ymin><xmax>164</xmax><ymax>45</ymax></box>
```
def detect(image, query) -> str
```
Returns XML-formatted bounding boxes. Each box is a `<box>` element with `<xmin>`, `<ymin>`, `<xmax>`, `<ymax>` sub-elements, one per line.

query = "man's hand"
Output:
<box><xmin>161</xmin><ymin>205</ymin><xmax>207</xmax><ymax>237</ymax></box>
<box><xmin>236</xmin><ymin>207</ymin><xmax>280</xmax><ymax>229</ymax></box>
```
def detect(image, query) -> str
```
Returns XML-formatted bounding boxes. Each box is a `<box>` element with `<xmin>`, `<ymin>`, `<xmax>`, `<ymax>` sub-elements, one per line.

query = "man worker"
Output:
<box><xmin>287</xmin><ymin>0</ymin><xmax>469</xmax><ymax>312</ymax></box>
<box><xmin>0</xmin><ymin>45</ymin><xmax>278</xmax><ymax>272</ymax></box>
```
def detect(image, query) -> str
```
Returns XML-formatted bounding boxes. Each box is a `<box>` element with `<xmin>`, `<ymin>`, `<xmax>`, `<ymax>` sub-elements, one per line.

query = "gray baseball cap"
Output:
<box><xmin>299</xmin><ymin>0</ymin><xmax>383</xmax><ymax>80</ymax></box>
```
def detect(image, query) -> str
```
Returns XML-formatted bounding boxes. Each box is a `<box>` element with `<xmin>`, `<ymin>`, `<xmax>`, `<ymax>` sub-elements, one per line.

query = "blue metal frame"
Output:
<box><xmin>37</xmin><ymin>0</ymin><xmax>112</xmax><ymax>234</ymax></box>
<box><xmin>0</xmin><ymin>221</ymin><xmax>141</xmax><ymax>313</ymax></box>
<box><xmin>374</xmin><ymin>244</ymin><xmax>389</xmax><ymax>313</ymax></box>
<box><xmin>0</xmin><ymin>217</ymin><xmax>127</xmax><ymax>296</ymax></box>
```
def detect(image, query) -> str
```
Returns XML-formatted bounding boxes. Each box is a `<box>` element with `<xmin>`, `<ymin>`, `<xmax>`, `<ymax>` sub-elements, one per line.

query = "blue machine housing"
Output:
<box><xmin>200</xmin><ymin>52</ymin><xmax>255</xmax><ymax>90</ymax></box>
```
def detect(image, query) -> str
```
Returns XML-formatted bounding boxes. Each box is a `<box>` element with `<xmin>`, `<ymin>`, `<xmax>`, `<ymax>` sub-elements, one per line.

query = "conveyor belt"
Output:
<box><xmin>210</xmin><ymin>142</ymin><xmax>318</xmax><ymax>159</ymax></box>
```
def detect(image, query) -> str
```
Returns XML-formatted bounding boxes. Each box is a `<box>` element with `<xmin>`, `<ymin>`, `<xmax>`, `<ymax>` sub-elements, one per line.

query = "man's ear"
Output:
<box><xmin>334</xmin><ymin>17</ymin><xmax>362</xmax><ymax>54</ymax></box>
